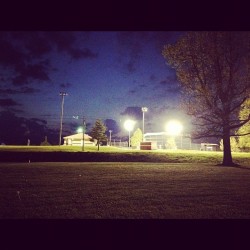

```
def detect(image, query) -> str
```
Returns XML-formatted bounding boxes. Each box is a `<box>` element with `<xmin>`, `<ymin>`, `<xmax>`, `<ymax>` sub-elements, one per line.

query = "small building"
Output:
<box><xmin>140</xmin><ymin>141</ymin><xmax>158</xmax><ymax>150</ymax></box>
<box><xmin>200</xmin><ymin>143</ymin><xmax>219</xmax><ymax>151</ymax></box>
<box><xmin>63</xmin><ymin>133</ymin><xmax>95</xmax><ymax>146</ymax></box>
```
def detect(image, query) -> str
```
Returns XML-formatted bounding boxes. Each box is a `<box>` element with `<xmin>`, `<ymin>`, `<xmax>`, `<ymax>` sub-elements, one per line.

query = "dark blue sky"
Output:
<box><xmin>0</xmin><ymin>31</ymin><xmax>191</xmax><ymax>136</ymax></box>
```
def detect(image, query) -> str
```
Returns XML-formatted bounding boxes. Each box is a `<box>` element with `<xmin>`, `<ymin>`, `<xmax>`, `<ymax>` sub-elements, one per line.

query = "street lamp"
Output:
<box><xmin>141</xmin><ymin>107</ymin><xmax>148</xmax><ymax>141</ymax></box>
<box><xmin>109</xmin><ymin>130</ymin><xmax>112</xmax><ymax>146</ymax></box>
<box><xmin>124</xmin><ymin>120</ymin><xmax>135</xmax><ymax>148</ymax></box>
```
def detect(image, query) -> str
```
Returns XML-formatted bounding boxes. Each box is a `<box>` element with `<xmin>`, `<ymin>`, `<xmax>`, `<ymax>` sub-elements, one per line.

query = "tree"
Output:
<box><xmin>131</xmin><ymin>128</ymin><xmax>143</xmax><ymax>148</ymax></box>
<box><xmin>90</xmin><ymin>119</ymin><xmax>107</xmax><ymax>151</ymax></box>
<box><xmin>237</xmin><ymin>98</ymin><xmax>250</xmax><ymax>150</ymax></box>
<box><xmin>40</xmin><ymin>136</ymin><xmax>51</xmax><ymax>146</ymax></box>
<box><xmin>166</xmin><ymin>137</ymin><xmax>177</xmax><ymax>150</ymax></box>
<box><xmin>220</xmin><ymin>137</ymin><xmax>239</xmax><ymax>152</ymax></box>
<box><xmin>162</xmin><ymin>32</ymin><xmax>250</xmax><ymax>166</ymax></box>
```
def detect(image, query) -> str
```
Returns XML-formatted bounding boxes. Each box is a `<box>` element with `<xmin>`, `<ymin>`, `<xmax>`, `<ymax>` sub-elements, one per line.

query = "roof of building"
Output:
<box><xmin>63</xmin><ymin>133</ymin><xmax>92</xmax><ymax>140</ymax></box>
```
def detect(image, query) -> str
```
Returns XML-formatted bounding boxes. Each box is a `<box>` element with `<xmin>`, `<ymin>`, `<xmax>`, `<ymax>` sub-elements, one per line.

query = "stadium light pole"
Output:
<box><xmin>82</xmin><ymin>118</ymin><xmax>86</xmax><ymax>152</ymax></box>
<box><xmin>59</xmin><ymin>92</ymin><xmax>68</xmax><ymax>146</ymax></box>
<box><xmin>165</xmin><ymin>120</ymin><xmax>183</xmax><ymax>149</ymax></box>
<box><xmin>124</xmin><ymin>120</ymin><xmax>135</xmax><ymax>148</ymax></box>
<box><xmin>109</xmin><ymin>130</ymin><xmax>112</xmax><ymax>146</ymax></box>
<box><xmin>165</xmin><ymin>120</ymin><xmax>183</xmax><ymax>136</ymax></box>
<box><xmin>141</xmin><ymin>107</ymin><xmax>148</xmax><ymax>141</ymax></box>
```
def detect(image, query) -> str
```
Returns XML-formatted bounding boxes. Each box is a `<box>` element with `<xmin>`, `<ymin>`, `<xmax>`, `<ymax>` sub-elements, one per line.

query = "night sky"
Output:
<box><xmin>0</xmin><ymin>31</ymin><xmax>192</xmax><ymax>142</ymax></box>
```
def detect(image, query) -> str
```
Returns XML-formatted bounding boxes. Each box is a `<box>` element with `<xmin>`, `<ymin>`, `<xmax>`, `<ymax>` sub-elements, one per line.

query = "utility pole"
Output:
<box><xmin>82</xmin><ymin>118</ymin><xmax>86</xmax><ymax>152</ymax></box>
<box><xmin>59</xmin><ymin>92</ymin><xmax>68</xmax><ymax>146</ymax></box>
<box><xmin>141</xmin><ymin>107</ymin><xmax>148</xmax><ymax>142</ymax></box>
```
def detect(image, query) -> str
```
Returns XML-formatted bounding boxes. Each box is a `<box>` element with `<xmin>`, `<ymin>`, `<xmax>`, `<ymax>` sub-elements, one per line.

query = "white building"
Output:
<box><xmin>63</xmin><ymin>133</ymin><xmax>95</xmax><ymax>146</ymax></box>
<box><xmin>144</xmin><ymin>132</ymin><xmax>192</xmax><ymax>149</ymax></box>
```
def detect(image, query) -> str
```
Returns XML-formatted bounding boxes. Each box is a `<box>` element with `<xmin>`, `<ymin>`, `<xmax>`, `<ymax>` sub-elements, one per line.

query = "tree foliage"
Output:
<box><xmin>166</xmin><ymin>137</ymin><xmax>177</xmax><ymax>150</ymax></box>
<box><xmin>162</xmin><ymin>32</ymin><xmax>250</xmax><ymax>165</ymax></box>
<box><xmin>237</xmin><ymin>98</ymin><xmax>250</xmax><ymax>149</ymax></box>
<box><xmin>40</xmin><ymin>136</ymin><xmax>51</xmax><ymax>146</ymax></box>
<box><xmin>131</xmin><ymin>128</ymin><xmax>143</xmax><ymax>147</ymax></box>
<box><xmin>90</xmin><ymin>119</ymin><xmax>107</xmax><ymax>151</ymax></box>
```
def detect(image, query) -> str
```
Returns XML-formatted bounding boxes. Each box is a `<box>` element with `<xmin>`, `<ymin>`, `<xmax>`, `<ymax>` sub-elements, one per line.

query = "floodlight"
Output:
<box><xmin>165</xmin><ymin>120</ymin><xmax>183</xmax><ymax>136</ymax></box>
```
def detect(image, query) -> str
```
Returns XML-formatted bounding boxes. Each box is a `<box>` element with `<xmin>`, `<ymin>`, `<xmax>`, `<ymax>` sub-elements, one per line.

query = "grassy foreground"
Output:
<box><xmin>1</xmin><ymin>162</ymin><xmax>250</xmax><ymax>219</ymax></box>
<box><xmin>0</xmin><ymin>145</ymin><xmax>249</xmax><ymax>165</ymax></box>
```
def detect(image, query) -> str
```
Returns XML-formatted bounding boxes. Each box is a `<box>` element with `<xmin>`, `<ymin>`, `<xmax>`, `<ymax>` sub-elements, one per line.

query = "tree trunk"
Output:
<box><xmin>97</xmin><ymin>140</ymin><xmax>100</xmax><ymax>151</ymax></box>
<box><xmin>222</xmin><ymin>127</ymin><xmax>234</xmax><ymax>166</ymax></box>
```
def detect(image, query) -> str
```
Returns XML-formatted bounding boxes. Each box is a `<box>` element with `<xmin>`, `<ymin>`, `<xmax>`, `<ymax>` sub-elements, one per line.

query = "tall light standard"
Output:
<box><xmin>141</xmin><ymin>107</ymin><xmax>148</xmax><ymax>141</ymax></box>
<box><xmin>59</xmin><ymin>92</ymin><xmax>68</xmax><ymax>145</ymax></box>
<box><xmin>82</xmin><ymin>118</ymin><xmax>86</xmax><ymax>152</ymax></box>
<box><xmin>76</xmin><ymin>117</ymin><xmax>86</xmax><ymax>152</ymax></box>
<box><xmin>124</xmin><ymin>120</ymin><xmax>135</xmax><ymax>148</ymax></box>
<box><xmin>165</xmin><ymin>120</ymin><xmax>183</xmax><ymax>149</ymax></box>
<box><xmin>109</xmin><ymin>130</ymin><xmax>112</xmax><ymax>146</ymax></box>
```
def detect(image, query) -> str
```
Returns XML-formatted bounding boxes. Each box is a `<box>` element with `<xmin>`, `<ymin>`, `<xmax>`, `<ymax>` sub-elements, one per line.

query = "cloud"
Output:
<box><xmin>127</xmin><ymin>83</ymin><xmax>148</xmax><ymax>96</ymax></box>
<box><xmin>7</xmin><ymin>107</ymin><xmax>24</xmax><ymax>113</ymax></box>
<box><xmin>126</xmin><ymin>61</ymin><xmax>137</xmax><ymax>73</ymax></box>
<box><xmin>128</xmin><ymin>89</ymin><xmax>136</xmax><ymax>94</ymax></box>
<box><xmin>151</xmin><ymin>32</ymin><xmax>184</xmax><ymax>52</ymax></box>
<box><xmin>46</xmin><ymin>32</ymin><xmax>98</xmax><ymax>60</ymax></box>
<box><xmin>0</xmin><ymin>32</ymin><xmax>97</xmax><ymax>87</ymax></box>
<box><xmin>159</xmin><ymin>72</ymin><xmax>178</xmax><ymax>85</ymax></box>
<box><xmin>60</xmin><ymin>83</ymin><xmax>72</xmax><ymax>89</ymax></box>
<box><xmin>149</xmin><ymin>74</ymin><xmax>157</xmax><ymax>81</ymax></box>
<box><xmin>20</xmin><ymin>87</ymin><xmax>40</xmax><ymax>94</ymax></box>
<box><xmin>152</xmin><ymin>73</ymin><xmax>181</xmax><ymax>98</ymax></box>
<box><xmin>69</xmin><ymin>48</ymin><xmax>98</xmax><ymax>59</ymax></box>
<box><xmin>0</xmin><ymin>37</ymin><xmax>27</xmax><ymax>68</ymax></box>
<box><xmin>0</xmin><ymin>98</ymin><xmax>21</xmax><ymax>107</ymax></box>
<box><xmin>116</xmin><ymin>32</ymin><xmax>143</xmax><ymax>74</ymax></box>
<box><xmin>12</xmin><ymin>62</ymin><xmax>50</xmax><ymax>86</ymax></box>
<box><xmin>0</xmin><ymin>87</ymin><xmax>40</xmax><ymax>95</ymax></box>
<box><xmin>120</xmin><ymin>106</ymin><xmax>142</xmax><ymax>120</ymax></box>
<box><xmin>5</xmin><ymin>32</ymin><xmax>52</xmax><ymax>57</ymax></box>
<box><xmin>30</xmin><ymin>118</ymin><xmax>47</xmax><ymax>125</ymax></box>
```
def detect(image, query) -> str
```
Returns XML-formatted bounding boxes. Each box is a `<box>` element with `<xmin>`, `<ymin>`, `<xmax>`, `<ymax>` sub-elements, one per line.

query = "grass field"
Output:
<box><xmin>0</xmin><ymin>146</ymin><xmax>249</xmax><ymax>218</ymax></box>
<box><xmin>1</xmin><ymin>162</ymin><xmax>250</xmax><ymax>219</ymax></box>
<box><xmin>0</xmin><ymin>145</ymin><xmax>250</xmax><ymax>165</ymax></box>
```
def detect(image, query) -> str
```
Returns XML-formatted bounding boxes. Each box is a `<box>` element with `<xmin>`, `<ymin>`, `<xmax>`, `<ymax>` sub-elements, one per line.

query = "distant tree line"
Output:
<box><xmin>0</xmin><ymin>111</ymin><xmax>58</xmax><ymax>145</ymax></box>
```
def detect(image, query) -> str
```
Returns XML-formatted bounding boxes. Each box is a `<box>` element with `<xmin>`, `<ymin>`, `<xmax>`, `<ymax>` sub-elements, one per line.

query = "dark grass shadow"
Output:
<box><xmin>216</xmin><ymin>163</ymin><xmax>250</xmax><ymax>171</ymax></box>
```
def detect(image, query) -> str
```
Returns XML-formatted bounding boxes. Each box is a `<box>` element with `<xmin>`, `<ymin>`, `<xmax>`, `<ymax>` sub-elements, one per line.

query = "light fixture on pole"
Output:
<box><xmin>59</xmin><ymin>92</ymin><xmax>68</xmax><ymax>146</ymax></box>
<box><xmin>141</xmin><ymin>107</ymin><xmax>148</xmax><ymax>142</ymax></box>
<box><xmin>124</xmin><ymin>120</ymin><xmax>135</xmax><ymax>148</ymax></box>
<box><xmin>165</xmin><ymin>120</ymin><xmax>183</xmax><ymax>150</ymax></box>
<box><xmin>165</xmin><ymin>120</ymin><xmax>183</xmax><ymax>136</ymax></box>
<box><xmin>109</xmin><ymin>130</ymin><xmax>112</xmax><ymax>146</ymax></box>
<box><xmin>82</xmin><ymin>118</ymin><xmax>86</xmax><ymax>152</ymax></box>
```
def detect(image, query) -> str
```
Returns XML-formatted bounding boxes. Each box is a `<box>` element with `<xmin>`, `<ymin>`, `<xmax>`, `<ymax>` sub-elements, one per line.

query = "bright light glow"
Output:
<box><xmin>77</xmin><ymin>127</ymin><xmax>83</xmax><ymax>133</ymax></box>
<box><xmin>165</xmin><ymin>120</ymin><xmax>183</xmax><ymax>136</ymax></box>
<box><xmin>124</xmin><ymin>120</ymin><xmax>136</xmax><ymax>132</ymax></box>
<box><xmin>142</xmin><ymin>107</ymin><xmax>148</xmax><ymax>112</ymax></box>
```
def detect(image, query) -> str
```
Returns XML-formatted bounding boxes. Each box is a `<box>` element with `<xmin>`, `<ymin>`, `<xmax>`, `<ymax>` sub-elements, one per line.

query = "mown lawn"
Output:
<box><xmin>0</xmin><ymin>146</ymin><xmax>249</xmax><ymax>165</ymax></box>
<box><xmin>1</xmin><ymin>162</ymin><xmax>250</xmax><ymax>219</ymax></box>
